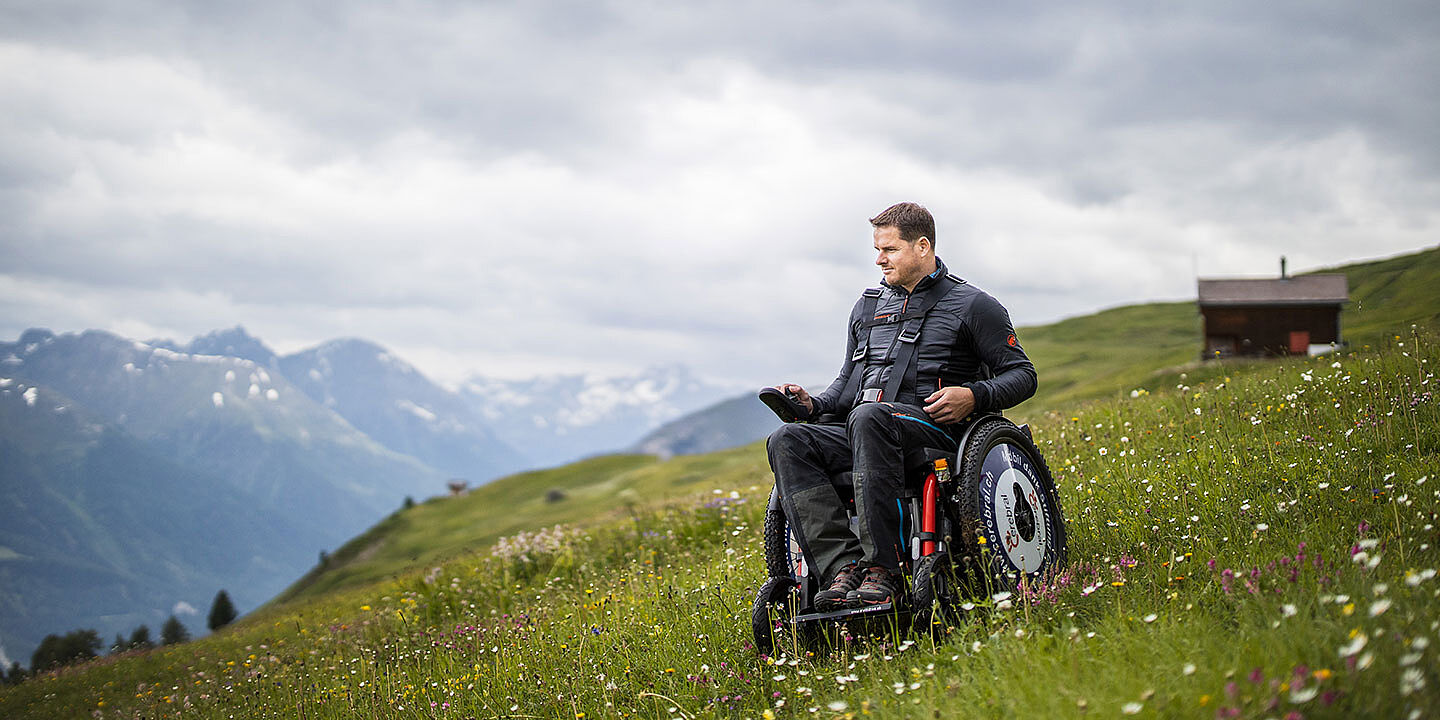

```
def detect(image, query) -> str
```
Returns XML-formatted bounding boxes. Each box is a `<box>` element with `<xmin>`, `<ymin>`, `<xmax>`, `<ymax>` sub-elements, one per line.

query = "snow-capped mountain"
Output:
<box><xmin>0</xmin><ymin>327</ymin><xmax>443</xmax><ymax>670</ymax></box>
<box><xmin>279</xmin><ymin>338</ymin><xmax>527</xmax><ymax>482</ymax></box>
<box><xmin>460</xmin><ymin>364</ymin><xmax>740</xmax><ymax>464</ymax></box>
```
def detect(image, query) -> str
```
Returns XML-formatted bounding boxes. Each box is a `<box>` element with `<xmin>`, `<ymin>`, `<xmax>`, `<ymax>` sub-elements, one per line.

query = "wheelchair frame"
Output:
<box><xmin>752</xmin><ymin>413</ymin><xmax>1067</xmax><ymax>655</ymax></box>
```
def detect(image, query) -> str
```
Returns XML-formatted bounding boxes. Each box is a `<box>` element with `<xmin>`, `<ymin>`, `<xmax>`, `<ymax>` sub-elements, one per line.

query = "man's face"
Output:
<box><xmin>873</xmin><ymin>225</ymin><xmax>932</xmax><ymax>291</ymax></box>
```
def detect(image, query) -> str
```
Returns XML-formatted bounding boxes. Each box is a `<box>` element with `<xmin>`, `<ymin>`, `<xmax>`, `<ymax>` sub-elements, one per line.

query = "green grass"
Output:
<box><xmin>1012</xmin><ymin>245</ymin><xmax>1440</xmax><ymax>420</ymax></box>
<box><xmin>272</xmin><ymin>446</ymin><xmax>772</xmax><ymax>603</ymax></box>
<box><xmin>1333</xmin><ymin>245</ymin><xmax>1440</xmax><ymax>347</ymax></box>
<box><xmin>4</xmin><ymin>324</ymin><xmax>1436</xmax><ymax>719</ymax></box>
<box><xmin>1015</xmin><ymin>300</ymin><xmax>1200</xmax><ymax>415</ymax></box>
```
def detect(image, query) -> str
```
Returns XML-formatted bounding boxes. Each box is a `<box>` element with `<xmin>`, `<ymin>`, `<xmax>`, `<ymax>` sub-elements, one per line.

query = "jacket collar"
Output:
<box><xmin>881</xmin><ymin>257</ymin><xmax>949</xmax><ymax>295</ymax></box>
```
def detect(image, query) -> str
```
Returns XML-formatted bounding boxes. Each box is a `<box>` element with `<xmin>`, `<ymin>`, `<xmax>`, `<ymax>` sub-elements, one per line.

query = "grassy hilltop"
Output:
<box><xmin>1</xmin><ymin>247</ymin><xmax>1437</xmax><ymax>719</ymax></box>
<box><xmin>1015</xmin><ymin>245</ymin><xmax>1440</xmax><ymax>414</ymax></box>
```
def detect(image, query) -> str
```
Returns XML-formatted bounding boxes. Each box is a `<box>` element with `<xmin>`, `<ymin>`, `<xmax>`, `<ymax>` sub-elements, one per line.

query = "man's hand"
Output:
<box><xmin>923</xmin><ymin>386</ymin><xmax>975</xmax><ymax>424</ymax></box>
<box><xmin>776</xmin><ymin>383</ymin><xmax>815</xmax><ymax>416</ymax></box>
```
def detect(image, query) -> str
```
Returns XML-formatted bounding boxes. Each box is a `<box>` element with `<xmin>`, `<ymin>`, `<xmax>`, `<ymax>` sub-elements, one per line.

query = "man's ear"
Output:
<box><xmin>919</xmin><ymin>237</ymin><xmax>932</xmax><ymax>255</ymax></box>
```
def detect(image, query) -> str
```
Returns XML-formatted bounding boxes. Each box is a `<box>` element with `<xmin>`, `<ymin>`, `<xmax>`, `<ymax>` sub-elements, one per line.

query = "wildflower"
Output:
<box><xmin>1400</xmin><ymin>668</ymin><xmax>1426</xmax><ymax>696</ymax></box>
<box><xmin>1339</xmin><ymin>633</ymin><xmax>1367</xmax><ymax>656</ymax></box>
<box><xmin>1122</xmin><ymin>701</ymin><xmax>1143</xmax><ymax>714</ymax></box>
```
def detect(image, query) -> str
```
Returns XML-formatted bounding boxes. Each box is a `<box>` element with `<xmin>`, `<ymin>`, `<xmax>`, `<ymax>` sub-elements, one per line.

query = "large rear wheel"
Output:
<box><xmin>950</xmin><ymin>418</ymin><xmax>1067</xmax><ymax>596</ymax></box>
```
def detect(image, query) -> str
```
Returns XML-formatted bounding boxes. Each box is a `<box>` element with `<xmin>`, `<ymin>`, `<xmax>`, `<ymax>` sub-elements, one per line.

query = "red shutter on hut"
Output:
<box><xmin>1289</xmin><ymin>330</ymin><xmax>1310</xmax><ymax>354</ymax></box>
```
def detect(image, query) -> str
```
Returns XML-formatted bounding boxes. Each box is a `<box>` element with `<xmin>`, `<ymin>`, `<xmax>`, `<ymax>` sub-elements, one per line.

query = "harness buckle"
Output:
<box><xmin>850</xmin><ymin>344</ymin><xmax>867</xmax><ymax>362</ymax></box>
<box><xmin>897</xmin><ymin>327</ymin><xmax>921</xmax><ymax>343</ymax></box>
<box><xmin>860</xmin><ymin>388</ymin><xmax>883</xmax><ymax>403</ymax></box>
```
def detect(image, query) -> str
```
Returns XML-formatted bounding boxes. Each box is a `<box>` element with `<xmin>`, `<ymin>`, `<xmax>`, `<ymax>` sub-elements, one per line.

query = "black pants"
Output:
<box><xmin>765</xmin><ymin>402</ymin><xmax>956</xmax><ymax>583</ymax></box>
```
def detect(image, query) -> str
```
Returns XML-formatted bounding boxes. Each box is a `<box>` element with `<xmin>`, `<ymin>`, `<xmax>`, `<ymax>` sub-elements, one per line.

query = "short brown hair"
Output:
<box><xmin>869</xmin><ymin>202</ymin><xmax>935</xmax><ymax>249</ymax></box>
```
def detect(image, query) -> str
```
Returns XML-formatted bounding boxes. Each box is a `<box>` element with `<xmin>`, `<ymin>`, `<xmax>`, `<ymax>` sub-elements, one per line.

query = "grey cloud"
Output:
<box><xmin>2</xmin><ymin>0</ymin><xmax>1437</xmax><ymax>388</ymax></box>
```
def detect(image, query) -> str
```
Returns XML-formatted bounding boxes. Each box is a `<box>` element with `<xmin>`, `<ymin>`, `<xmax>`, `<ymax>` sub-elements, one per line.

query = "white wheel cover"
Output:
<box><xmin>983</xmin><ymin>443</ymin><xmax>1049</xmax><ymax>574</ymax></box>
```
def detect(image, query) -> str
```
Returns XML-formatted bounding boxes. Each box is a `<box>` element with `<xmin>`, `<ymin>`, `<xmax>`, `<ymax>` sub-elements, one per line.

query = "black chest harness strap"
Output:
<box><xmin>839</xmin><ymin>275</ymin><xmax>961</xmax><ymax>409</ymax></box>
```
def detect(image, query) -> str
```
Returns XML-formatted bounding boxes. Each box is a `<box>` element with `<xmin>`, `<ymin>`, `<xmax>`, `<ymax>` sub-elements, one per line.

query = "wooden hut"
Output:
<box><xmin>1197</xmin><ymin>260</ymin><xmax>1348</xmax><ymax>359</ymax></box>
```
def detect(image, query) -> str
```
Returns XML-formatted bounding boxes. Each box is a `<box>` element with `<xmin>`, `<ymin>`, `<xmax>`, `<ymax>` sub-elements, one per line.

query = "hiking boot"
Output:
<box><xmin>814</xmin><ymin>562</ymin><xmax>864</xmax><ymax>612</ymax></box>
<box><xmin>847</xmin><ymin>565</ymin><xmax>902</xmax><ymax>608</ymax></box>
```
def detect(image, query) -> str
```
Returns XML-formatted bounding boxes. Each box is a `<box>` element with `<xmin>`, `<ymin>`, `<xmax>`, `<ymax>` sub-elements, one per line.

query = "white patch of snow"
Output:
<box><xmin>248</xmin><ymin>383</ymin><xmax>260</xmax><ymax>397</ymax></box>
<box><xmin>212</xmin><ymin>392</ymin><xmax>224</xmax><ymax>408</ymax></box>
<box><xmin>377</xmin><ymin>352</ymin><xmax>416</xmax><ymax>374</ymax></box>
<box><xmin>398</xmin><ymin>399</ymin><xmax>437</xmax><ymax>422</ymax></box>
<box><xmin>23</xmin><ymin>387</ymin><xmax>37</xmax><ymax>406</ymax></box>
<box><xmin>266</xmin><ymin>388</ymin><xmax>279</xmax><ymax>401</ymax></box>
<box><xmin>225</xmin><ymin>370</ymin><xmax>235</xmax><ymax>382</ymax></box>
<box><xmin>153</xmin><ymin>347</ymin><xmax>229</xmax><ymax>365</ymax></box>
<box><xmin>173</xmin><ymin>601</ymin><xmax>199</xmax><ymax>616</ymax></box>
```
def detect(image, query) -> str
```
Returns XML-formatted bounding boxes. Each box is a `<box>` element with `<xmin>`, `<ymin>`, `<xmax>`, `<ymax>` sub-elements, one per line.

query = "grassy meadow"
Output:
<box><xmin>3</xmin><ymin>319</ymin><xmax>1436</xmax><ymax>718</ymax></box>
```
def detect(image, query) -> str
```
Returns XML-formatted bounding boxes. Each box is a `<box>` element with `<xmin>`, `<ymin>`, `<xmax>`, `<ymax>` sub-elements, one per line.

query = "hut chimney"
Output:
<box><xmin>1280</xmin><ymin>256</ymin><xmax>1288</xmax><ymax>280</ymax></box>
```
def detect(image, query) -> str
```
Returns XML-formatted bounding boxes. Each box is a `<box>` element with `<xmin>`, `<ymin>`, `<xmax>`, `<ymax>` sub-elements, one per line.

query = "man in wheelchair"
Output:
<box><xmin>763</xmin><ymin>202</ymin><xmax>1037</xmax><ymax>612</ymax></box>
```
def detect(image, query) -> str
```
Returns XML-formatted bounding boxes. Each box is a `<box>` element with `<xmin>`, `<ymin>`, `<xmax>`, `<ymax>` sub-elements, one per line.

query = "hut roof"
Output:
<box><xmin>1197</xmin><ymin>274</ymin><xmax>1348</xmax><ymax>307</ymax></box>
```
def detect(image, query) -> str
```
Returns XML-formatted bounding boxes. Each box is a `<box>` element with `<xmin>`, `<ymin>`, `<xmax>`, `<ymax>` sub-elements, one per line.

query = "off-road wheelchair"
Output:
<box><xmin>751</xmin><ymin>389</ymin><xmax>1068</xmax><ymax>655</ymax></box>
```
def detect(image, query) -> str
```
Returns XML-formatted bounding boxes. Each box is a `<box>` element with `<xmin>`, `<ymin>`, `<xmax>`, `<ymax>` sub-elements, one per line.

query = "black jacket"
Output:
<box><xmin>811</xmin><ymin>257</ymin><xmax>1037</xmax><ymax>418</ymax></box>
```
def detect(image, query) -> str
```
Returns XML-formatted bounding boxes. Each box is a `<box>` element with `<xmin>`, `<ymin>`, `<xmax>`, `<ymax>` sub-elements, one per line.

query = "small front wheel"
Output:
<box><xmin>911</xmin><ymin>551</ymin><xmax>962</xmax><ymax>635</ymax></box>
<box><xmin>752</xmin><ymin>577</ymin><xmax>799</xmax><ymax>656</ymax></box>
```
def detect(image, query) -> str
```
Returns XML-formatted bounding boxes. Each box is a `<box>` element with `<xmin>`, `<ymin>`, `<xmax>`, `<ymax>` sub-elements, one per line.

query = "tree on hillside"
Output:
<box><xmin>208</xmin><ymin>589</ymin><xmax>239</xmax><ymax>631</ymax></box>
<box><xmin>111</xmin><ymin>633</ymin><xmax>126</xmax><ymax>654</ymax></box>
<box><xmin>161</xmin><ymin>615</ymin><xmax>190</xmax><ymax>645</ymax></box>
<box><xmin>30</xmin><ymin>629</ymin><xmax>101</xmax><ymax>671</ymax></box>
<box><xmin>2</xmin><ymin>661</ymin><xmax>25</xmax><ymax>685</ymax></box>
<box><xmin>127</xmin><ymin>624</ymin><xmax>153</xmax><ymax>650</ymax></box>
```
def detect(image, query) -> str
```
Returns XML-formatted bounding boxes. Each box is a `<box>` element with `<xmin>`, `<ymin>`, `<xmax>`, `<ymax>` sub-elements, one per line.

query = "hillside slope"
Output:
<box><xmin>285</xmin><ymin>246</ymin><xmax>1440</xmax><ymax>603</ymax></box>
<box><xmin>4</xmin><ymin>324</ymin><xmax>1435</xmax><ymax>719</ymax></box>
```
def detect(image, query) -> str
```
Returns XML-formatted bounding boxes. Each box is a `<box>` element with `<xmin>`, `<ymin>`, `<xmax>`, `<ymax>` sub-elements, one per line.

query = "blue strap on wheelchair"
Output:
<box><xmin>896</xmin><ymin>499</ymin><xmax>907</xmax><ymax>554</ymax></box>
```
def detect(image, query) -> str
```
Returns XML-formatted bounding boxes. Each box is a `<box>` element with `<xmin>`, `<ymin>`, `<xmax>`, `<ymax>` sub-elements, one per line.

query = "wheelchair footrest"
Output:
<box><xmin>790</xmin><ymin>601</ymin><xmax>904</xmax><ymax>624</ymax></box>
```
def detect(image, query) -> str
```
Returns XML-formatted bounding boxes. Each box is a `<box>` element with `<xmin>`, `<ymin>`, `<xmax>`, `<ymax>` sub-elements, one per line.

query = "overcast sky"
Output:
<box><xmin>2</xmin><ymin>1</ymin><xmax>1437</xmax><ymax>387</ymax></box>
